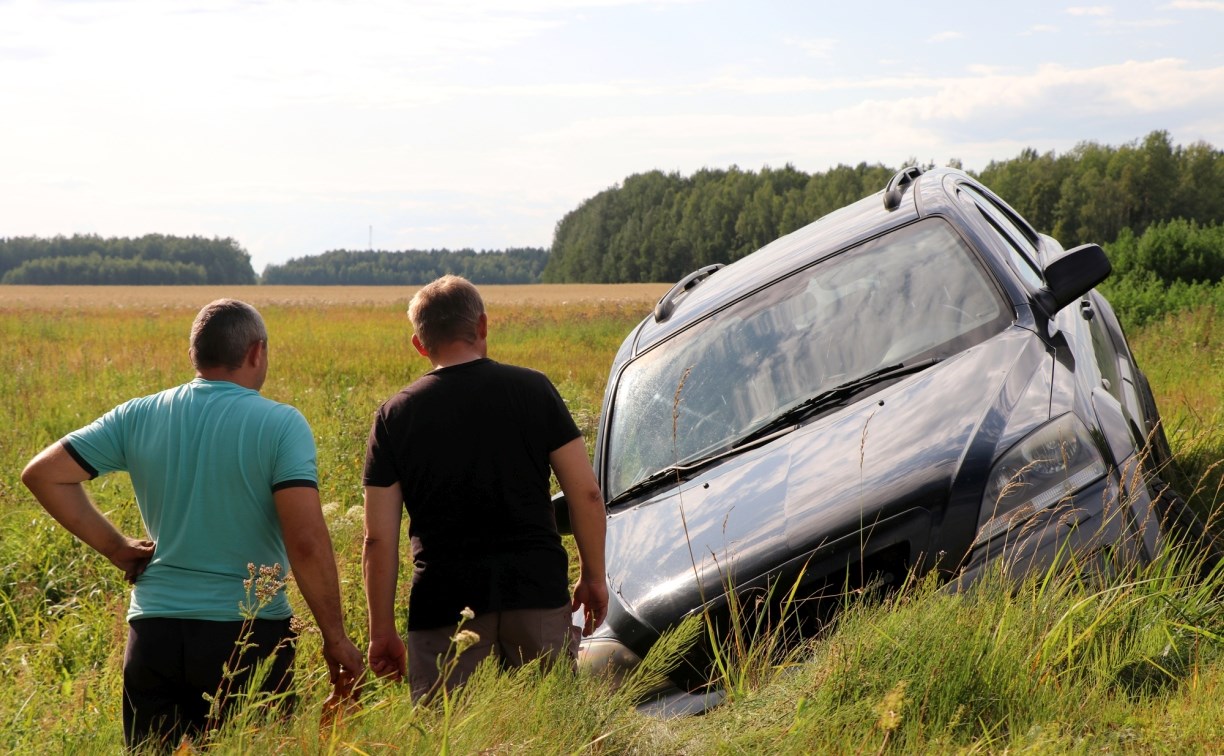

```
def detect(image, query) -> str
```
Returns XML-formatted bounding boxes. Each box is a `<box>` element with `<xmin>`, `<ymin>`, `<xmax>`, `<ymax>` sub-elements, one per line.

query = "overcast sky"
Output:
<box><xmin>3</xmin><ymin>0</ymin><xmax>1223</xmax><ymax>274</ymax></box>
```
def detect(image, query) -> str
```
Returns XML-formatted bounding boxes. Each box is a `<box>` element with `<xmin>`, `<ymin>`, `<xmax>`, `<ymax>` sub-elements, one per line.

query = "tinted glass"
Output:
<box><xmin>605</xmin><ymin>218</ymin><xmax>1012</xmax><ymax>498</ymax></box>
<box><xmin>957</xmin><ymin>184</ymin><xmax>1044</xmax><ymax>289</ymax></box>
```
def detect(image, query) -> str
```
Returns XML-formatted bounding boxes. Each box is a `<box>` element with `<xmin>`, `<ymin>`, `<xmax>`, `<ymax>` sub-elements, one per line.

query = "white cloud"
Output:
<box><xmin>2</xmin><ymin>0</ymin><xmax>1221</xmax><ymax>269</ymax></box>
<box><xmin>527</xmin><ymin>58</ymin><xmax>1224</xmax><ymax>177</ymax></box>
<box><xmin>786</xmin><ymin>36</ymin><xmax>838</xmax><ymax>59</ymax></box>
<box><xmin>1112</xmin><ymin>17</ymin><xmax>1178</xmax><ymax>28</ymax></box>
<box><xmin>1162</xmin><ymin>0</ymin><xmax>1224</xmax><ymax>10</ymax></box>
<box><xmin>702</xmin><ymin>73</ymin><xmax>940</xmax><ymax>96</ymax></box>
<box><xmin>701</xmin><ymin>58</ymin><xmax>1224</xmax><ymax>110</ymax></box>
<box><xmin>927</xmin><ymin>31</ymin><xmax>964</xmax><ymax>43</ymax></box>
<box><xmin>1066</xmin><ymin>6</ymin><xmax>1113</xmax><ymax>16</ymax></box>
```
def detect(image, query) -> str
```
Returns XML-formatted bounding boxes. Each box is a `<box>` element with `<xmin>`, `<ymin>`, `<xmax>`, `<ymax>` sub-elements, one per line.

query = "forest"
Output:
<box><xmin>542</xmin><ymin>130</ymin><xmax>1224</xmax><ymax>286</ymax></box>
<box><xmin>261</xmin><ymin>247</ymin><xmax>549</xmax><ymax>285</ymax></box>
<box><xmin>0</xmin><ymin>234</ymin><xmax>256</xmax><ymax>285</ymax></box>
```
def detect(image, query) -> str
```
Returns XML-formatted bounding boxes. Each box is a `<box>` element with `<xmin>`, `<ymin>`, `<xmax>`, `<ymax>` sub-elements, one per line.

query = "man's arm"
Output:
<box><xmin>550</xmin><ymin>437</ymin><xmax>608</xmax><ymax>636</ymax></box>
<box><xmin>362</xmin><ymin>483</ymin><xmax>407</xmax><ymax>680</ymax></box>
<box><xmin>273</xmin><ymin>487</ymin><xmax>364</xmax><ymax>686</ymax></box>
<box><xmin>21</xmin><ymin>443</ymin><xmax>154</xmax><ymax>582</ymax></box>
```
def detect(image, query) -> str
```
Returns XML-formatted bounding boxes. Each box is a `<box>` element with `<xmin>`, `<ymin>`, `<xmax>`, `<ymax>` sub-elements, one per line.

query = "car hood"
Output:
<box><xmin>598</xmin><ymin>326</ymin><xmax>1054</xmax><ymax>634</ymax></box>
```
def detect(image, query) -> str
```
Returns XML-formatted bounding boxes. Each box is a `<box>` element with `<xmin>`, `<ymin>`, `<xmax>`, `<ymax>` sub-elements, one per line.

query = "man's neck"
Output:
<box><xmin>196</xmin><ymin>368</ymin><xmax>260</xmax><ymax>390</ymax></box>
<box><xmin>427</xmin><ymin>341</ymin><xmax>487</xmax><ymax>369</ymax></box>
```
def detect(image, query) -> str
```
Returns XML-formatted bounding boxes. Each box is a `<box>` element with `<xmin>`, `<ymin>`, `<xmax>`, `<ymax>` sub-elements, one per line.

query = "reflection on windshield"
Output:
<box><xmin>605</xmin><ymin>218</ymin><xmax>1011</xmax><ymax>499</ymax></box>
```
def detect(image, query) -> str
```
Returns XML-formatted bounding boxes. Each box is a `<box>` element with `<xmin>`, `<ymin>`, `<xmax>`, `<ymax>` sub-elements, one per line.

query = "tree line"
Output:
<box><xmin>5</xmin><ymin>131</ymin><xmax>1221</xmax><ymax>296</ymax></box>
<box><xmin>261</xmin><ymin>248</ymin><xmax>549</xmax><ymax>285</ymax></box>
<box><xmin>0</xmin><ymin>234</ymin><xmax>256</xmax><ymax>285</ymax></box>
<box><xmin>541</xmin><ymin>130</ymin><xmax>1224</xmax><ymax>285</ymax></box>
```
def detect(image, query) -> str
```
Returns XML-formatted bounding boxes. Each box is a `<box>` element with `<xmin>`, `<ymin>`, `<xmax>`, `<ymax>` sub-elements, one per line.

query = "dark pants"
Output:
<box><xmin>122</xmin><ymin>617</ymin><xmax>296</xmax><ymax>751</ymax></box>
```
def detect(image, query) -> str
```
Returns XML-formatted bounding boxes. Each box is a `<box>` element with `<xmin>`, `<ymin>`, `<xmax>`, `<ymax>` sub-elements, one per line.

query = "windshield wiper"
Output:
<box><xmin>606</xmin><ymin>359</ymin><xmax>941</xmax><ymax>508</ymax></box>
<box><xmin>606</xmin><ymin>423</ymin><xmax>800</xmax><ymax>508</ymax></box>
<box><xmin>734</xmin><ymin>358</ymin><xmax>942</xmax><ymax>446</ymax></box>
<box><xmin>607</xmin><ymin>462</ymin><xmax>694</xmax><ymax>508</ymax></box>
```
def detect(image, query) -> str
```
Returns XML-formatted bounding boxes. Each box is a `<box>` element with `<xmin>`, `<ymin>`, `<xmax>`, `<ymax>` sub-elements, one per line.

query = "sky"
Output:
<box><xmin>2</xmin><ymin>1</ymin><xmax>1223</xmax><ymax>274</ymax></box>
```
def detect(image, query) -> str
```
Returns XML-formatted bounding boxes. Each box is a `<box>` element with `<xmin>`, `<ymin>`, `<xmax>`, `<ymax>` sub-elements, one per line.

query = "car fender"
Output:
<box><xmin>1091</xmin><ymin>387</ymin><xmax>1162</xmax><ymax>559</ymax></box>
<box><xmin>1091</xmin><ymin>386</ymin><xmax>1140</xmax><ymax>471</ymax></box>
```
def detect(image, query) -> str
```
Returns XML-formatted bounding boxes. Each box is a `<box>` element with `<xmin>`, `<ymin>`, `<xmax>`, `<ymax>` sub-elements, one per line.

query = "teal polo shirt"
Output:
<box><xmin>62</xmin><ymin>378</ymin><xmax>318</xmax><ymax>622</ymax></box>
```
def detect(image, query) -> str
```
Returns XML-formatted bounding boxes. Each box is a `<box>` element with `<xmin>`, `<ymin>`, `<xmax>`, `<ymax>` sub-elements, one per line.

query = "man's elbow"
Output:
<box><xmin>20</xmin><ymin>461</ymin><xmax>37</xmax><ymax>490</ymax></box>
<box><xmin>362</xmin><ymin>532</ymin><xmax>394</xmax><ymax>560</ymax></box>
<box><xmin>20</xmin><ymin>457</ymin><xmax>49</xmax><ymax>492</ymax></box>
<box><xmin>570</xmin><ymin>487</ymin><xmax>606</xmax><ymax>514</ymax></box>
<box><xmin>282</xmin><ymin>529</ymin><xmax>332</xmax><ymax>567</ymax></box>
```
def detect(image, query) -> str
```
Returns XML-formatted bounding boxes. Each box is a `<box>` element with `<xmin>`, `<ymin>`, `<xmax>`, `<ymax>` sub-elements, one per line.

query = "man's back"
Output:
<box><xmin>22</xmin><ymin>297</ymin><xmax>364</xmax><ymax>749</ymax></box>
<box><xmin>365</xmin><ymin>358</ymin><xmax>579</xmax><ymax>629</ymax></box>
<box><xmin>63</xmin><ymin>378</ymin><xmax>316</xmax><ymax>621</ymax></box>
<box><xmin>362</xmin><ymin>276</ymin><xmax>606</xmax><ymax>701</ymax></box>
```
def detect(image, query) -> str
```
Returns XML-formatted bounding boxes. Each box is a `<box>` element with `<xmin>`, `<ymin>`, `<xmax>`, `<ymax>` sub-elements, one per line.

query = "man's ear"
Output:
<box><xmin>246</xmin><ymin>339</ymin><xmax>265</xmax><ymax>368</ymax></box>
<box><xmin>476</xmin><ymin>313</ymin><xmax>488</xmax><ymax>340</ymax></box>
<box><xmin>411</xmin><ymin>334</ymin><xmax>429</xmax><ymax>357</ymax></box>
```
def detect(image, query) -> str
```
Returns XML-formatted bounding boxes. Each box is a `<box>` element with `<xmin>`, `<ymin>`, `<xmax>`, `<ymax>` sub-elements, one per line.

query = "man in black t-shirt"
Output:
<box><xmin>362</xmin><ymin>275</ymin><xmax>608</xmax><ymax>700</ymax></box>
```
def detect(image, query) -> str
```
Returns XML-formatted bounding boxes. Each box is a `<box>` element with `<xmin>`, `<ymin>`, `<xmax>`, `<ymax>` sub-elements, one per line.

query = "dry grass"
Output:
<box><xmin>0</xmin><ymin>284</ymin><xmax>672</xmax><ymax>311</ymax></box>
<box><xmin>3</xmin><ymin>296</ymin><xmax>1224</xmax><ymax>753</ymax></box>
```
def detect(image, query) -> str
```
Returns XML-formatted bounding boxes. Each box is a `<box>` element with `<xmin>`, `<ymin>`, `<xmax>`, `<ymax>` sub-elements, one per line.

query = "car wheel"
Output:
<box><xmin>1135</xmin><ymin>368</ymin><xmax>1175</xmax><ymax>474</ymax></box>
<box><xmin>1150</xmin><ymin>476</ymin><xmax>1224</xmax><ymax>577</ymax></box>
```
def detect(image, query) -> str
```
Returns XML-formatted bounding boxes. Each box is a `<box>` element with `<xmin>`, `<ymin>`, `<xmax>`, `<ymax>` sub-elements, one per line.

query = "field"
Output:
<box><xmin>2</xmin><ymin>285</ymin><xmax>1223</xmax><ymax>753</ymax></box>
<box><xmin>0</xmin><ymin>283</ymin><xmax>673</xmax><ymax>310</ymax></box>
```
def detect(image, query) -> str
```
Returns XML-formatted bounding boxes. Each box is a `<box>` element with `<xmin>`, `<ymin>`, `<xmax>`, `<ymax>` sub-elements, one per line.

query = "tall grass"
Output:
<box><xmin>2</xmin><ymin>293</ymin><xmax>1223</xmax><ymax>752</ymax></box>
<box><xmin>673</xmin><ymin>550</ymin><xmax>1224</xmax><ymax>754</ymax></box>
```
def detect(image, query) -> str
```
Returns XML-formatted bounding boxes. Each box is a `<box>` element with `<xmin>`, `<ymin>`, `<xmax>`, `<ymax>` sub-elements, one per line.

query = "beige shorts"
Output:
<box><xmin>407</xmin><ymin>604</ymin><xmax>579</xmax><ymax>701</ymax></box>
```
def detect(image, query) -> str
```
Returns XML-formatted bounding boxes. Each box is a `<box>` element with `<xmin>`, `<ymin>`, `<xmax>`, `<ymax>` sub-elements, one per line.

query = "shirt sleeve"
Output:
<box><xmin>271</xmin><ymin>406</ymin><xmax>318</xmax><ymax>490</ymax></box>
<box><xmin>61</xmin><ymin>403</ymin><xmax>133</xmax><ymax>479</ymax></box>
<box><xmin>362</xmin><ymin>408</ymin><xmax>399</xmax><ymax>487</ymax></box>
<box><xmin>541</xmin><ymin>374</ymin><xmax>582</xmax><ymax>452</ymax></box>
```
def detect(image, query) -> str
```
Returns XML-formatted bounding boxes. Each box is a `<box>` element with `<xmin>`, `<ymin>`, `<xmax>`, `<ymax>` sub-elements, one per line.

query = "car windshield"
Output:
<box><xmin>604</xmin><ymin>218</ymin><xmax>1012</xmax><ymax>499</ymax></box>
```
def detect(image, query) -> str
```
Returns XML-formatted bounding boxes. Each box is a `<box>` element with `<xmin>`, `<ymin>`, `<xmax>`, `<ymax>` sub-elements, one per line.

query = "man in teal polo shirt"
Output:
<box><xmin>21</xmin><ymin>299</ymin><xmax>364</xmax><ymax>750</ymax></box>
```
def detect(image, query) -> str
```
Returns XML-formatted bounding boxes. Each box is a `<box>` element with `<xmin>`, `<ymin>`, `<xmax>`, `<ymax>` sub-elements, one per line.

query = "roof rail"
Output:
<box><xmin>653</xmin><ymin>264</ymin><xmax>723</xmax><ymax>323</ymax></box>
<box><xmin>883</xmin><ymin>166</ymin><xmax>924</xmax><ymax>211</ymax></box>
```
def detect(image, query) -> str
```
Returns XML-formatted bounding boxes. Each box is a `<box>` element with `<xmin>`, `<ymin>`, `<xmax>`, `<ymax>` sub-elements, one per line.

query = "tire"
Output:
<box><xmin>1150</xmin><ymin>476</ymin><xmax>1224</xmax><ymax>577</ymax></box>
<box><xmin>1134</xmin><ymin>368</ymin><xmax>1175</xmax><ymax>475</ymax></box>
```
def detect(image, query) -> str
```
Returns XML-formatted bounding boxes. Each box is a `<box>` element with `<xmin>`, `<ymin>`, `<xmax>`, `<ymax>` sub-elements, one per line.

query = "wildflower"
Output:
<box><xmin>875</xmin><ymin>680</ymin><xmax>907</xmax><ymax>732</ymax></box>
<box><xmin>240</xmin><ymin>562</ymin><xmax>287</xmax><ymax>616</ymax></box>
<box><xmin>451</xmin><ymin>629</ymin><xmax>481</xmax><ymax>654</ymax></box>
<box><xmin>459</xmin><ymin>607</ymin><xmax>475</xmax><ymax>621</ymax></box>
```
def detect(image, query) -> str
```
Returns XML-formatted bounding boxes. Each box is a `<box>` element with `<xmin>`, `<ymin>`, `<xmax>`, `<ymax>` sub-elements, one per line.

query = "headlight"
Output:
<box><xmin>578</xmin><ymin>637</ymin><xmax>644</xmax><ymax>688</ymax></box>
<box><xmin>977</xmin><ymin>413</ymin><xmax>1107</xmax><ymax>545</ymax></box>
<box><xmin>579</xmin><ymin>637</ymin><xmax>677</xmax><ymax>698</ymax></box>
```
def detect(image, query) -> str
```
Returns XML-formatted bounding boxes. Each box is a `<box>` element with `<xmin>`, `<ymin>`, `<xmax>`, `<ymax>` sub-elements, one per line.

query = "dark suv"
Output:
<box><xmin>557</xmin><ymin>166</ymin><xmax>1203</xmax><ymax>714</ymax></box>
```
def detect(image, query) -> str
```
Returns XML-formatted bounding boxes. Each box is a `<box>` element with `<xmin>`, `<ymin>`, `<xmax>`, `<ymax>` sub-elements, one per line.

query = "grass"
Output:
<box><xmin>1</xmin><ymin>286</ymin><xmax>1223</xmax><ymax>753</ymax></box>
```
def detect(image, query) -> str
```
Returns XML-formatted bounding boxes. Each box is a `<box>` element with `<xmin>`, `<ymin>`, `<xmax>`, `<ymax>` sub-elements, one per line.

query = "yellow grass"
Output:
<box><xmin>0</xmin><ymin>284</ymin><xmax>672</xmax><ymax>311</ymax></box>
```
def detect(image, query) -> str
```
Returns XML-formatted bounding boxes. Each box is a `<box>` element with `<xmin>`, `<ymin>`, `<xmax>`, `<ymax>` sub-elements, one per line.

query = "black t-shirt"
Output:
<box><xmin>363</xmin><ymin>358</ymin><xmax>582</xmax><ymax>630</ymax></box>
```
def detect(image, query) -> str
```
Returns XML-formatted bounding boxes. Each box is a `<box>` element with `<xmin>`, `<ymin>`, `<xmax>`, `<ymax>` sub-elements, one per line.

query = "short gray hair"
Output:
<box><xmin>407</xmin><ymin>275</ymin><xmax>485</xmax><ymax>353</ymax></box>
<box><xmin>190</xmin><ymin>299</ymin><xmax>267</xmax><ymax>370</ymax></box>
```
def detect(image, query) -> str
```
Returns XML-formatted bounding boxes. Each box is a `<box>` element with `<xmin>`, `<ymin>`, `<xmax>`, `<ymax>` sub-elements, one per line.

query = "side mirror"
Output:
<box><xmin>552</xmin><ymin>491</ymin><xmax>571</xmax><ymax>535</ymax></box>
<box><xmin>1037</xmin><ymin>243</ymin><xmax>1111</xmax><ymax>314</ymax></box>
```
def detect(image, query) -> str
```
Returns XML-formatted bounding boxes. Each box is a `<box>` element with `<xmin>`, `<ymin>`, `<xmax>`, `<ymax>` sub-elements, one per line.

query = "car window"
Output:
<box><xmin>604</xmin><ymin>218</ymin><xmax>1012</xmax><ymax>499</ymax></box>
<box><xmin>1090</xmin><ymin>313</ymin><xmax>1124</xmax><ymax>399</ymax></box>
<box><xmin>957</xmin><ymin>184</ymin><xmax>1044</xmax><ymax>290</ymax></box>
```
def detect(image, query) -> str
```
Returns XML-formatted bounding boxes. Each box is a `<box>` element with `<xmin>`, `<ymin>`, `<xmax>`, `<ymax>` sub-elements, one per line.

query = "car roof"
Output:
<box><xmin>631</xmin><ymin>167</ymin><xmax>974</xmax><ymax>355</ymax></box>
